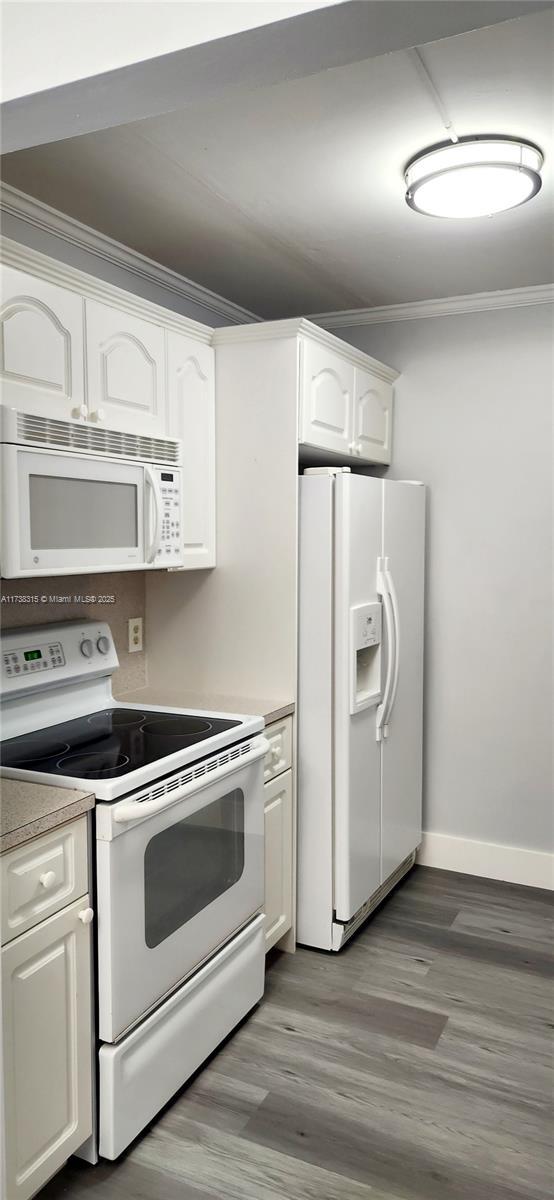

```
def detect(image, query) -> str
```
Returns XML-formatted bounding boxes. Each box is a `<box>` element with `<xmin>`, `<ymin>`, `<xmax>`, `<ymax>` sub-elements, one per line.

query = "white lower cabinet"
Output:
<box><xmin>264</xmin><ymin>769</ymin><xmax>293</xmax><ymax>952</ymax></box>
<box><xmin>2</xmin><ymin>890</ymin><xmax>93</xmax><ymax>1200</ymax></box>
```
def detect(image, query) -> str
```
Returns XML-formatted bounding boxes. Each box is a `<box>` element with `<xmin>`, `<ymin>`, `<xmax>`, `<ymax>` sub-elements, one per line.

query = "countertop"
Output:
<box><xmin>114</xmin><ymin>685</ymin><xmax>294</xmax><ymax>727</ymax></box>
<box><xmin>1</xmin><ymin>779</ymin><xmax>95</xmax><ymax>854</ymax></box>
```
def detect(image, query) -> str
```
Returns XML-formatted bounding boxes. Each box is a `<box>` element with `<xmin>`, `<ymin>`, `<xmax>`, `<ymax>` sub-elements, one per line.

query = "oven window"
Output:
<box><xmin>143</xmin><ymin>790</ymin><xmax>245</xmax><ymax>949</ymax></box>
<box><xmin>29</xmin><ymin>475</ymin><xmax>138</xmax><ymax>549</ymax></box>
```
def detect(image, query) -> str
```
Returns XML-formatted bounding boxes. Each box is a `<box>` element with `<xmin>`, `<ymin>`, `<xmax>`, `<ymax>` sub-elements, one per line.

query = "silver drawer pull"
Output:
<box><xmin>39</xmin><ymin>871</ymin><xmax>57</xmax><ymax>889</ymax></box>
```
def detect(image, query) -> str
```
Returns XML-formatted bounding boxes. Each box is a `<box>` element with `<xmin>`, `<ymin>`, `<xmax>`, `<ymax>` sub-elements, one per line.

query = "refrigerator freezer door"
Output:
<box><xmin>381</xmin><ymin>481</ymin><xmax>426</xmax><ymax>882</ymax></box>
<box><xmin>334</xmin><ymin>473</ymin><xmax>383</xmax><ymax>922</ymax></box>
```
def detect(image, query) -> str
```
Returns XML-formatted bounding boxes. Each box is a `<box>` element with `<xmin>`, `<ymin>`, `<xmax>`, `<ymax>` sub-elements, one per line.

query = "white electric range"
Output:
<box><xmin>1</xmin><ymin>620</ymin><xmax>268</xmax><ymax>1160</ymax></box>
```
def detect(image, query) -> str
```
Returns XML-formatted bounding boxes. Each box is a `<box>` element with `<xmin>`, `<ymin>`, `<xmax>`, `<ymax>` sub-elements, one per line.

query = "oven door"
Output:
<box><xmin>1</xmin><ymin>444</ymin><xmax>151</xmax><ymax>576</ymax></box>
<box><xmin>96</xmin><ymin>737</ymin><xmax>267</xmax><ymax>1042</ymax></box>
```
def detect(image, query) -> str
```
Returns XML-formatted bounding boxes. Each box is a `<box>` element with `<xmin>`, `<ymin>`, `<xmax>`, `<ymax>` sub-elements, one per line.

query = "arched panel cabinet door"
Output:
<box><xmin>353</xmin><ymin>367</ymin><xmax>393</xmax><ymax>465</ymax></box>
<box><xmin>85</xmin><ymin>299</ymin><xmax>166</xmax><ymax>436</ymax></box>
<box><xmin>0</xmin><ymin>266</ymin><xmax>85</xmax><ymax>420</ymax></box>
<box><xmin>167</xmin><ymin>330</ymin><xmax>216</xmax><ymax>569</ymax></box>
<box><xmin>299</xmin><ymin>338</ymin><xmax>354</xmax><ymax>457</ymax></box>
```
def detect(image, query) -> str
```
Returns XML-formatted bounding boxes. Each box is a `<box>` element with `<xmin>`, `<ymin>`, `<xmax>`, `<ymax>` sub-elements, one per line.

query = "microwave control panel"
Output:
<box><xmin>156</xmin><ymin>470</ymin><xmax>182</xmax><ymax>564</ymax></box>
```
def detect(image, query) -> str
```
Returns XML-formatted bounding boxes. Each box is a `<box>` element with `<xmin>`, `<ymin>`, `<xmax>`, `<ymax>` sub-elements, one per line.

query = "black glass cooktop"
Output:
<box><xmin>0</xmin><ymin>709</ymin><xmax>241</xmax><ymax>781</ymax></box>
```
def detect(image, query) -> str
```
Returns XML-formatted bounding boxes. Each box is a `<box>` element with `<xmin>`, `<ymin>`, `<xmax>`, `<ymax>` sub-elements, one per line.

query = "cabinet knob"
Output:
<box><xmin>39</xmin><ymin>870</ymin><xmax>57</xmax><ymax>890</ymax></box>
<box><xmin>72</xmin><ymin>405</ymin><xmax>88</xmax><ymax>420</ymax></box>
<box><xmin>356</xmin><ymin>442</ymin><xmax>363</xmax><ymax>455</ymax></box>
<box><xmin>348</xmin><ymin>441</ymin><xmax>357</xmax><ymax>453</ymax></box>
<box><xmin>90</xmin><ymin>408</ymin><xmax>106</xmax><ymax>423</ymax></box>
<box><xmin>78</xmin><ymin>907</ymin><xmax>94</xmax><ymax>925</ymax></box>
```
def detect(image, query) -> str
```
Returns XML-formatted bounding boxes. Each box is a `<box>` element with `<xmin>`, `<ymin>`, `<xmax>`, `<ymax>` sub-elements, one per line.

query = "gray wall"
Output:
<box><xmin>340</xmin><ymin>305</ymin><xmax>553</xmax><ymax>853</ymax></box>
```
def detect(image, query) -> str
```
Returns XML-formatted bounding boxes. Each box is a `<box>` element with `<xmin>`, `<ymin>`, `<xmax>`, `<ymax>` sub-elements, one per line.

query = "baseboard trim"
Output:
<box><xmin>417</xmin><ymin>832</ymin><xmax>553</xmax><ymax>891</ymax></box>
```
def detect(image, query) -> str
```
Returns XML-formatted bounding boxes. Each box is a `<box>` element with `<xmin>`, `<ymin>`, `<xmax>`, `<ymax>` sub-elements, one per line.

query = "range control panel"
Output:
<box><xmin>1</xmin><ymin>620</ymin><xmax>119</xmax><ymax>697</ymax></box>
<box><xmin>155</xmin><ymin>470</ymin><xmax>182</xmax><ymax>564</ymax></box>
<box><xmin>3</xmin><ymin>640</ymin><xmax>66</xmax><ymax>678</ymax></box>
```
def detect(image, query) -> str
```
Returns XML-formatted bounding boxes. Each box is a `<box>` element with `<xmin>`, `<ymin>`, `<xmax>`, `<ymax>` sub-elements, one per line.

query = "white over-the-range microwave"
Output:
<box><xmin>0</xmin><ymin>407</ymin><xmax>184</xmax><ymax>577</ymax></box>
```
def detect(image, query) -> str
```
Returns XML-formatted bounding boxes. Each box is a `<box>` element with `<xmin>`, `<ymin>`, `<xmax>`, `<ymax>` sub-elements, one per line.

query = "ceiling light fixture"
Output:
<box><xmin>405</xmin><ymin>136</ymin><xmax>543</xmax><ymax>219</ymax></box>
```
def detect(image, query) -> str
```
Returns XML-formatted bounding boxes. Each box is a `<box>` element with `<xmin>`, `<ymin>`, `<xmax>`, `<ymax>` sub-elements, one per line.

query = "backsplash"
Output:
<box><xmin>0</xmin><ymin>572</ymin><xmax>146</xmax><ymax>692</ymax></box>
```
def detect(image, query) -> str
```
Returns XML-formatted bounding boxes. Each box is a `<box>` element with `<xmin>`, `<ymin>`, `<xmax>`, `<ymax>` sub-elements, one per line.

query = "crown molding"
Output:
<box><xmin>308</xmin><ymin>284</ymin><xmax>554</xmax><ymax>328</ymax></box>
<box><xmin>0</xmin><ymin>182</ymin><xmax>260</xmax><ymax>328</ymax></box>
<box><xmin>212</xmin><ymin>317</ymin><xmax>399</xmax><ymax>382</ymax></box>
<box><xmin>0</xmin><ymin>234</ymin><xmax>216</xmax><ymax>344</ymax></box>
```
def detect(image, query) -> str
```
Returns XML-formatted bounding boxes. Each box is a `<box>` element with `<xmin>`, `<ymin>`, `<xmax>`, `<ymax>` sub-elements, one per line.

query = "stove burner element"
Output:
<box><xmin>88</xmin><ymin>710</ymin><xmax>148</xmax><ymax>728</ymax></box>
<box><xmin>141</xmin><ymin>717</ymin><xmax>213</xmax><ymax>737</ymax></box>
<box><xmin>0</xmin><ymin>705</ymin><xmax>242</xmax><ymax>786</ymax></box>
<box><xmin>5</xmin><ymin>738</ymin><xmax>70</xmax><ymax>764</ymax></box>
<box><xmin>57</xmin><ymin>751</ymin><xmax>131</xmax><ymax>778</ymax></box>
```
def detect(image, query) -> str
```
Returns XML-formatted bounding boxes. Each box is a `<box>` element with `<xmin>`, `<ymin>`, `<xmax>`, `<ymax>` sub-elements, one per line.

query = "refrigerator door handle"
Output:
<box><xmin>383</xmin><ymin>562</ymin><xmax>400</xmax><ymax>738</ymax></box>
<box><xmin>376</xmin><ymin>557</ymin><xmax>395</xmax><ymax>741</ymax></box>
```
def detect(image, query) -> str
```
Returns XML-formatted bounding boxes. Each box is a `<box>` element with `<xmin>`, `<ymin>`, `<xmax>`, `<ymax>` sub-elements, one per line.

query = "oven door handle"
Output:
<box><xmin>113</xmin><ymin>737</ymin><xmax>270</xmax><ymax>824</ymax></box>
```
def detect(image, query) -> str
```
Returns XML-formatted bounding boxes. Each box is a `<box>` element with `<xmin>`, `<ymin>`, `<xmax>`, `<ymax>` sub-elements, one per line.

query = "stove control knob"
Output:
<box><xmin>97</xmin><ymin>636</ymin><xmax>110</xmax><ymax>655</ymax></box>
<box><xmin>80</xmin><ymin>639</ymin><xmax>94</xmax><ymax>658</ymax></box>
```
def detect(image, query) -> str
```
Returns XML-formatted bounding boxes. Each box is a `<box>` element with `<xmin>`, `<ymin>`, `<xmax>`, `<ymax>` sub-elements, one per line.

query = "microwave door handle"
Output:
<box><xmin>113</xmin><ymin>736</ymin><xmax>270</xmax><ymax>824</ymax></box>
<box><xmin>144</xmin><ymin>466</ymin><xmax>162</xmax><ymax>564</ymax></box>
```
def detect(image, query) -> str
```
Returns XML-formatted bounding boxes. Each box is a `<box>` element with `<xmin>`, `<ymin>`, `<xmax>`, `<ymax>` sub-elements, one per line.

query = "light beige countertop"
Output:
<box><xmin>1</xmin><ymin>779</ymin><xmax>94</xmax><ymax>854</ymax></box>
<box><xmin>115</xmin><ymin>685</ymin><xmax>294</xmax><ymax>727</ymax></box>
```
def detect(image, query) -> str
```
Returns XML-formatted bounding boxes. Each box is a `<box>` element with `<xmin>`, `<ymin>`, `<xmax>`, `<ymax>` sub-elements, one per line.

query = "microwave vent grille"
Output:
<box><xmin>16</xmin><ymin>413</ymin><xmax>180</xmax><ymax>465</ymax></box>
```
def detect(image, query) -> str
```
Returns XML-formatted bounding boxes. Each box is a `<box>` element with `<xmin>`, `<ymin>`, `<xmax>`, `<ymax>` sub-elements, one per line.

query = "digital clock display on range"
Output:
<box><xmin>23</xmin><ymin>649</ymin><xmax>42</xmax><ymax>661</ymax></box>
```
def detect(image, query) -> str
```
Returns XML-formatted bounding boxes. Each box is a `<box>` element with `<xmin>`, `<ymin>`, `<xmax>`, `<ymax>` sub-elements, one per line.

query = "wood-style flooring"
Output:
<box><xmin>41</xmin><ymin>867</ymin><xmax>553</xmax><ymax>1200</ymax></box>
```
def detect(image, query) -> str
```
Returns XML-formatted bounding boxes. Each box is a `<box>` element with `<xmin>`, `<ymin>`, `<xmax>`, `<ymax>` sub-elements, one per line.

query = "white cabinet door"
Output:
<box><xmin>353</xmin><ymin>367</ymin><xmax>393</xmax><ymax>464</ymax></box>
<box><xmin>85</xmin><ymin>299</ymin><xmax>166</xmax><ymax>436</ymax></box>
<box><xmin>299</xmin><ymin>338</ymin><xmax>354</xmax><ymax>457</ymax></box>
<box><xmin>2</xmin><ymin>895</ymin><xmax>93</xmax><ymax>1200</ymax></box>
<box><xmin>264</xmin><ymin>769</ymin><xmax>293</xmax><ymax>952</ymax></box>
<box><xmin>167</xmin><ymin>331</ymin><xmax>215</xmax><ymax>568</ymax></box>
<box><xmin>0</xmin><ymin>267</ymin><xmax>85</xmax><ymax>421</ymax></box>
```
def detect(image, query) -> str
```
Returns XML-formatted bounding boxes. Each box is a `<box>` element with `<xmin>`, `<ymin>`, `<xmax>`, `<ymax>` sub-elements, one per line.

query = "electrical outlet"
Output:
<box><xmin>128</xmin><ymin>617</ymin><xmax>143</xmax><ymax>653</ymax></box>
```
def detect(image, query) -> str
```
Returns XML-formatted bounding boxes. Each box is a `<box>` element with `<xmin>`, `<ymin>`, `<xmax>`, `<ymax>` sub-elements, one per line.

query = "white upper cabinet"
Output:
<box><xmin>300</xmin><ymin>338</ymin><xmax>355</xmax><ymax>458</ymax></box>
<box><xmin>214</xmin><ymin>319</ymin><xmax>396</xmax><ymax>467</ymax></box>
<box><xmin>167</xmin><ymin>331</ymin><xmax>216</xmax><ymax>569</ymax></box>
<box><xmin>85</xmin><ymin>299</ymin><xmax>166</xmax><ymax>436</ymax></box>
<box><xmin>353</xmin><ymin>366</ymin><xmax>393</xmax><ymax>464</ymax></box>
<box><xmin>0</xmin><ymin>266</ymin><xmax>85</xmax><ymax>420</ymax></box>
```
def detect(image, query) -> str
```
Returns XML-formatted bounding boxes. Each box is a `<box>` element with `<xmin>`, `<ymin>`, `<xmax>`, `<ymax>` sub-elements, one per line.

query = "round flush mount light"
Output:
<box><xmin>405</xmin><ymin>136</ymin><xmax>543</xmax><ymax>219</ymax></box>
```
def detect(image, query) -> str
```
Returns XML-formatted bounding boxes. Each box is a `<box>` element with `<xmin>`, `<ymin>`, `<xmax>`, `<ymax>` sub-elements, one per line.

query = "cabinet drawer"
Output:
<box><xmin>1</xmin><ymin>816</ymin><xmax>88</xmax><ymax>945</ymax></box>
<box><xmin>264</xmin><ymin>716</ymin><xmax>293</xmax><ymax>782</ymax></box>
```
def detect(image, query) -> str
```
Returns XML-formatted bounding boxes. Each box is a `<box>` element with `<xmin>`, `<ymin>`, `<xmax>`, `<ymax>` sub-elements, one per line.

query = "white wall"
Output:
<box><xmin>340</xmin><ymin>305</ymin><xmax>553</xmax><ymax>857</ymax></box>
<box><xmin>1</xmin><ymin>1</ymin><xmax>338</xmax><ymax>102</ymax></box>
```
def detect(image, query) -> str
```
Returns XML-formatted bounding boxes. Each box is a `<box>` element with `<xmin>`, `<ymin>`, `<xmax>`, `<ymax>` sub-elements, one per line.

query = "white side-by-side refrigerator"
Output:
<box><xmin>297</xmin><ymin>468</ymin><xmax>426</xmax><ymax>950</ymax></box>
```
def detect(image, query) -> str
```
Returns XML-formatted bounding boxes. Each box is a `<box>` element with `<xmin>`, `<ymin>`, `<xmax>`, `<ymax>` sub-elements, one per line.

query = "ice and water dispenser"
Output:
<box><xmin>350</xmin><ymin>601</ymin><xmax>382</xmax><ymax>714</ymax></box>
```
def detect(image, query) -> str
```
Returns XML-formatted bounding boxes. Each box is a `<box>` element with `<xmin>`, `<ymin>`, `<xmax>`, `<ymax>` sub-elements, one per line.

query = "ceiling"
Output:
<box><xmin>1</xmin><ymin>6</ymin><xmax>553</xmax><ymax>318</ymax></box>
